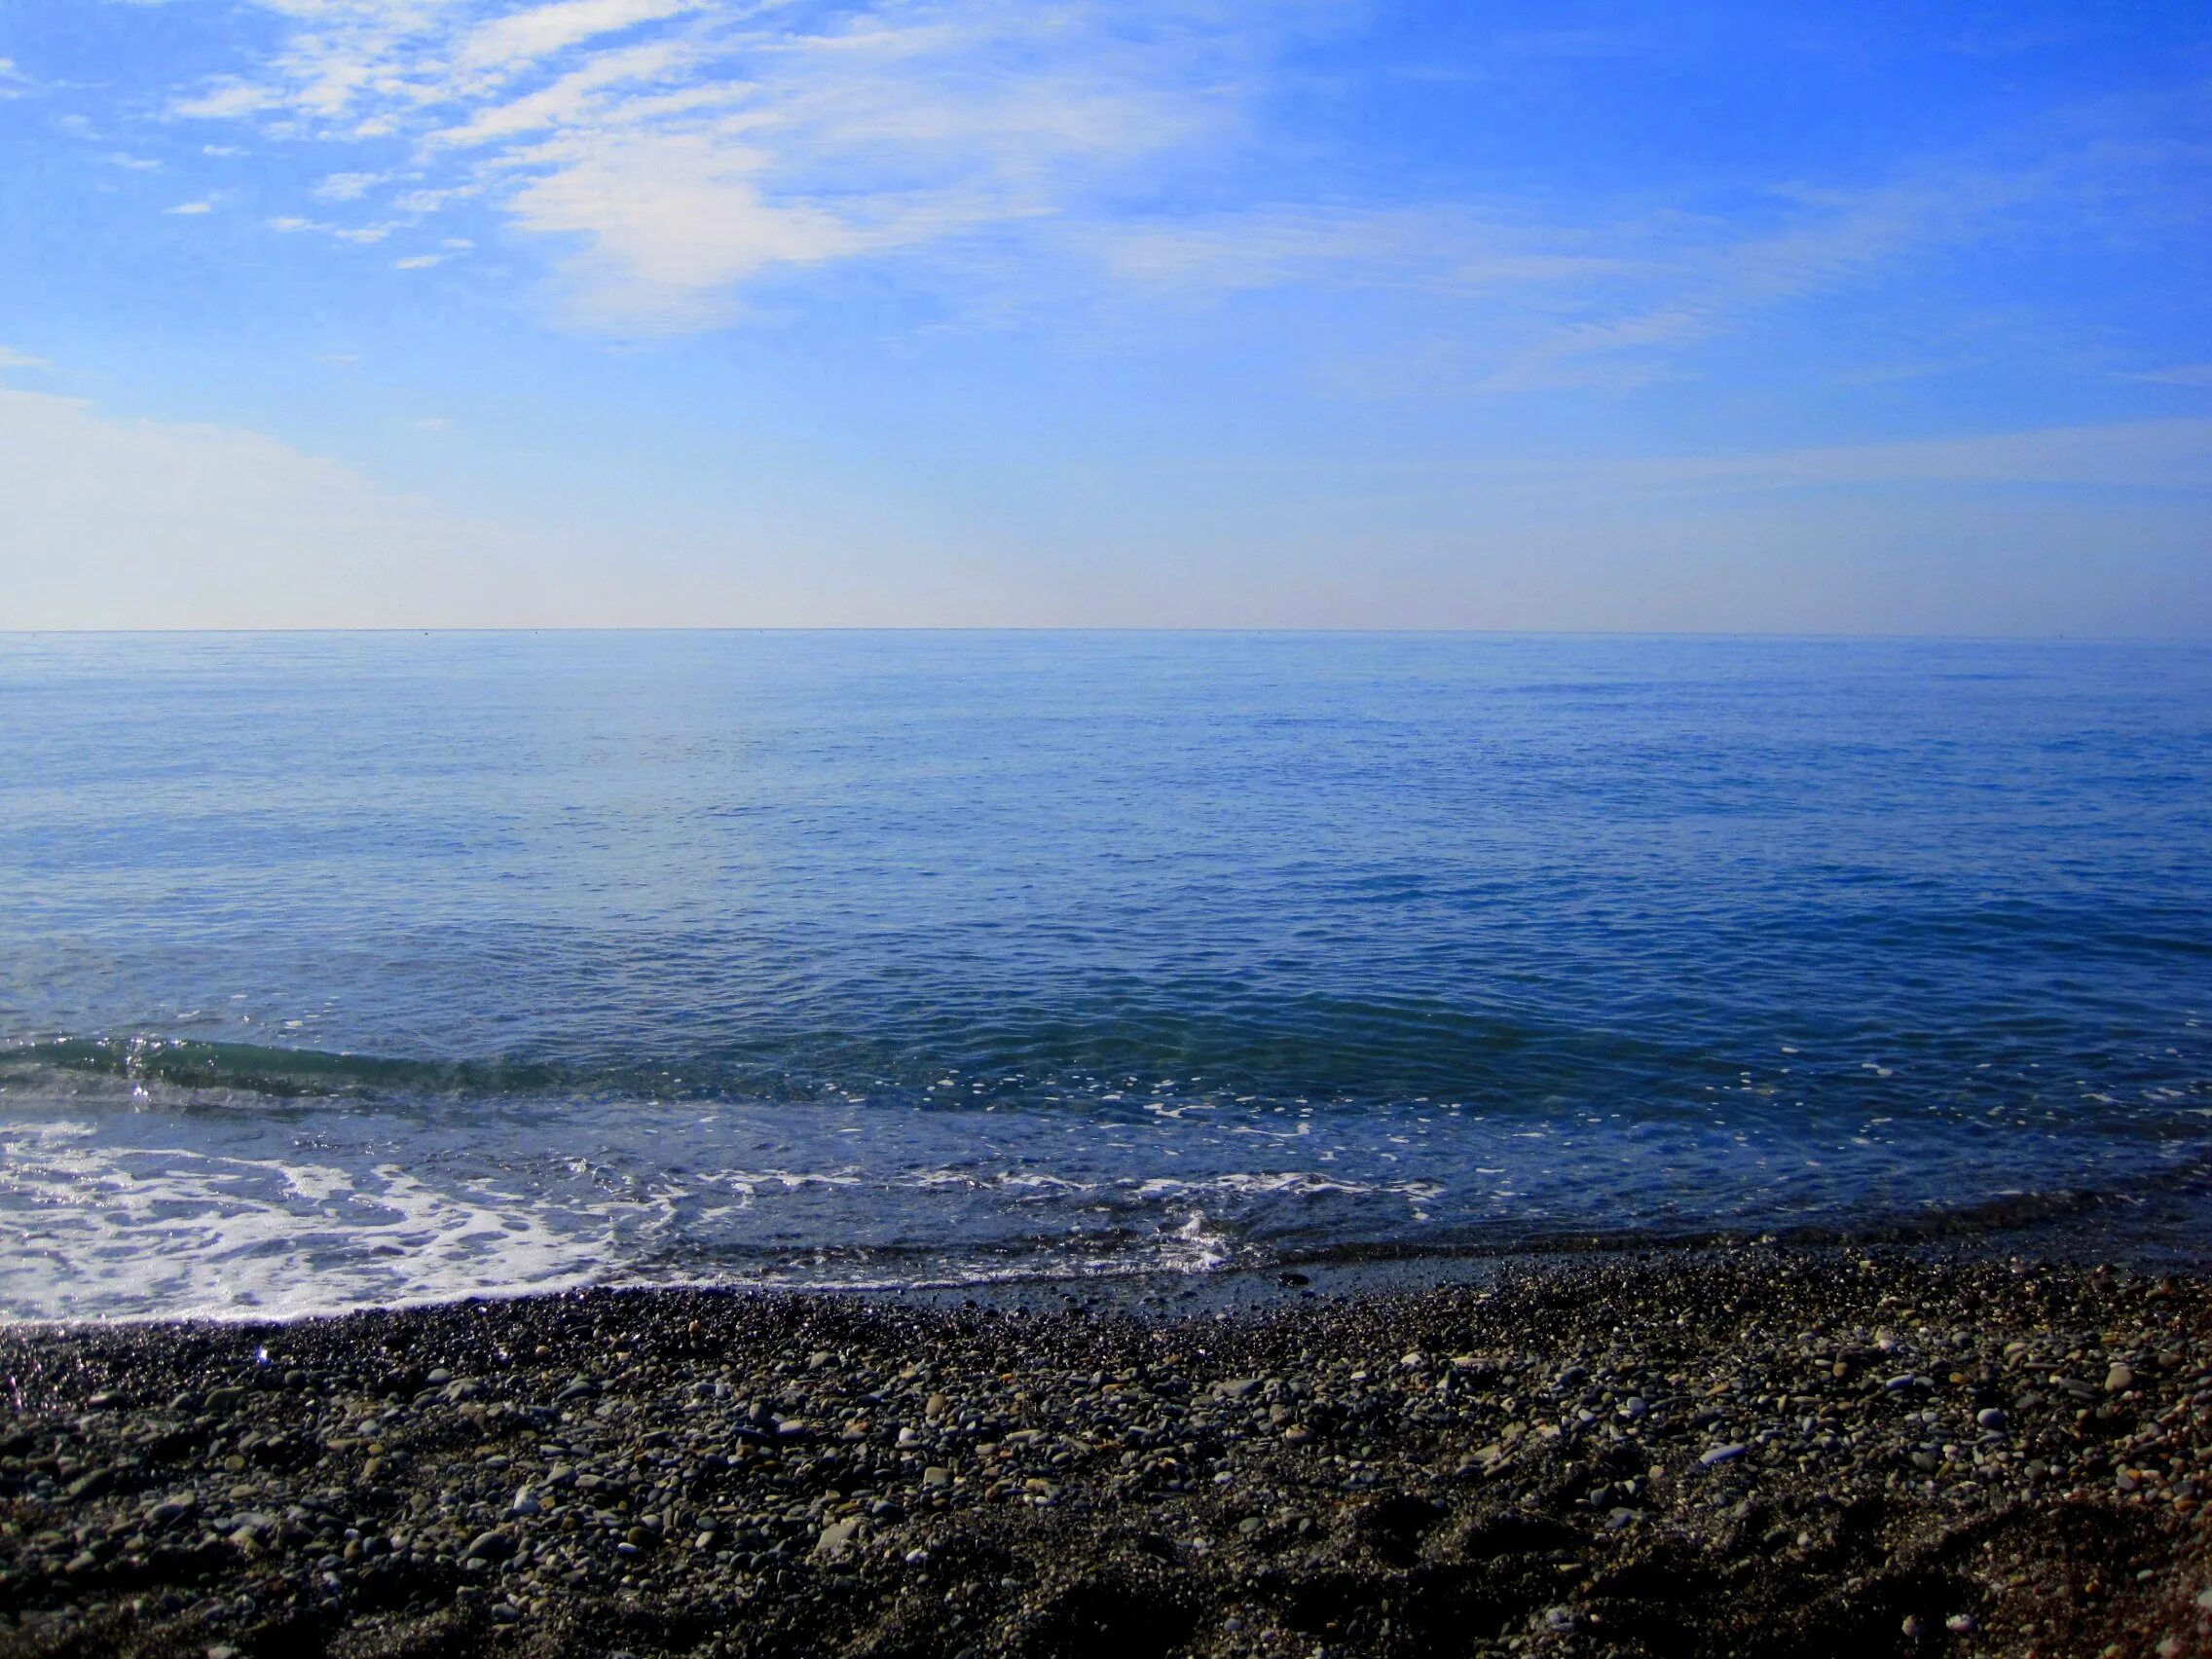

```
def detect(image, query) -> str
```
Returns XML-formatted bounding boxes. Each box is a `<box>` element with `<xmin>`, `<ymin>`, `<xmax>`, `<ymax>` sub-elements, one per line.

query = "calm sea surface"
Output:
<box><xmin>2</xmin><ymin>632</ymin><xmax>2207</xmax><ymax>1319</ymax></box>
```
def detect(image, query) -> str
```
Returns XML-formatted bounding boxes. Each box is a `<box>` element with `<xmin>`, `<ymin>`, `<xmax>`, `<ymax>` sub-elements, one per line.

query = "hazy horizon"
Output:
<box><xmin>3</xmin><ymin>0</ymin><xmax>2208</xmax><ymax>635</ymax></box>
<box><xmin>6</xmin><ymin>625</ymin><xmax>2209</xmax><ymax>643</ymax></box>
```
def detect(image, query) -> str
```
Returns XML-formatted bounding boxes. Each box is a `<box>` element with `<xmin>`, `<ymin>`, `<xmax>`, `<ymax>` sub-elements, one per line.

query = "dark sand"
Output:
<box><xmin>2</xmin><ymin>1246</ymin><xmax>2208</xmax><ymax>1658</ymax></box>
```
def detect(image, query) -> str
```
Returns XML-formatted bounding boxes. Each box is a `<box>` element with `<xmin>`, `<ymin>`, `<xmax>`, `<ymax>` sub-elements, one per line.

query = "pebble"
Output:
<box><xmin>0</xmin><ymin>1249</ymin><xmax>2202</xmax><ymax>1659</ymax></box>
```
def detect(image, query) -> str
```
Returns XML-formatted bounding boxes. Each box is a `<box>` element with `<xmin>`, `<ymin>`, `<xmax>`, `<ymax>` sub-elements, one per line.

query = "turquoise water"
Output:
<box><xmin>1</xmin><ymin>632</ymin><xmax>2207</xmax><ymax>1318</ymax></box>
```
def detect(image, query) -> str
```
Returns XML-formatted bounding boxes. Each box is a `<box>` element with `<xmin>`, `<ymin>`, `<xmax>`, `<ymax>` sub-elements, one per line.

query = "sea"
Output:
<box><xmin>1</xmin><ymin>631</ymin><xmax>2207</xmax><ymax>1321</ymax></box>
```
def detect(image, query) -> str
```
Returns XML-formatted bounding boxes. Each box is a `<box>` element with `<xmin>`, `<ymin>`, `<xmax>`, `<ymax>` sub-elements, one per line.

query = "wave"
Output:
<box><xmin>0</xmin><ymin>1035</ymin><xmax>572</xmax><ymax>1101</ymax></box>
<box><xmin>0</xmin><ymin>1014</ymin><xmax>1701</xmax><ymax>1114</ymax></box>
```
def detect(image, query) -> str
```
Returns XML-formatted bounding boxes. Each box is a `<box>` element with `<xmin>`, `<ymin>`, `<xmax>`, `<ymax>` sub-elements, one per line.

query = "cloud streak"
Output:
<box><xmin>2120</xmin><ymin>363</ymin><xmax>2212</xmax><ymax>387</ymax></box>
<box><xmin>116</xmin><ymin>0</ymin><xmax>2212</xmax><ymax>404</ymax></box>
<box><xmin>166</xmin><ymin>0</ymin><xmax>1301</xmax><ymax>328</ymax></box>
<box><xmin>1584</xmin><ymin>419</ymin><xmax>2212</xmax><ymax>495</ymax></box>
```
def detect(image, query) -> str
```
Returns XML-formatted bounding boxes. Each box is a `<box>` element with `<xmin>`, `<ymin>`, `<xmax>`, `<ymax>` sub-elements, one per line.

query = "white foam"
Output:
<box><xmin>1129</xmin><ymin>1170</ymin><xmax>1442</xmax><ymax>1202</ymax></box>
<box><xmin>5</xmin><ymin>1073</ymin><xmax>2188</xmax><ymax>1321</ymax></box>
<box><xmin>0</xmin><ymin>1130</ymin><xmax>607</xmax><ymax>1322</ymax></box>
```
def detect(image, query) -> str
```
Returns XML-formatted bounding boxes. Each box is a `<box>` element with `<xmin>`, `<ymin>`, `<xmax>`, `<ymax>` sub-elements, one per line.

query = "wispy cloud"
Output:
<box><xmin>314</xmin><ymin>171</ymin><xmax>387</xmax><ymax>202</ymax></box>
<box><xmin>1092</xmin><ymin>204</ymin><xmax>1641</xmax><ymax>297</ymax></box>
<box><xmin>167</xmin><ymin>0</ymin><xmax>1306</xmax><ymax>330</ymax></box>
<box><xmin>0</xmin><ymin>346</ymin><xmax>51</xmax><ymax>372</ymax></box>
<box><xmin>1466</xmin><ymin>166</ymin><xmax>2061</xmax><ymax>392</ymax></box>
<box><xmin>1101</xmin><ymin>162</ymin><xmax>2074</xmax><ymax>398</ymax></box>
<box><xmin>142</xmin><ymin>0</ymin><xmax>2212</xmax><ymax>377</ymax></box>
<box><xmin>456</xmin><ymin>0</ymin><xmax>699</xmax><ymax>73</ymax></box>
<box><xmin>2120</xmin><ymin>363</ymin><xmax>2212</xmax><ymax>387</ymax></box>
<box><xmin>1426</xmin><ymin>419</ymin><xmax>2212</xmax><ymax>498</ymax></box>
<box><xmin>1637</xmin><ymin>418</ymin><xmax>2212</xmax><ymax>494</ymax></box>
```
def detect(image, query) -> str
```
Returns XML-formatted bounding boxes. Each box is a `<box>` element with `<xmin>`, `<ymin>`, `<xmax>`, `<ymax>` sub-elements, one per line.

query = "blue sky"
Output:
<box><xmin>1</xmin><ymin>0</ymin><xmax>2207</xmax><ymax>632</ymax></box>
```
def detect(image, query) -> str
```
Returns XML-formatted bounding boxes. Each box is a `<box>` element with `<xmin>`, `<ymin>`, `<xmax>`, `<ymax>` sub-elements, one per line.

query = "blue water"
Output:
<box><xmin>1</xmin><ymin>632</ymin><xmax>2207</xmax><ymax>1319</ymax></box>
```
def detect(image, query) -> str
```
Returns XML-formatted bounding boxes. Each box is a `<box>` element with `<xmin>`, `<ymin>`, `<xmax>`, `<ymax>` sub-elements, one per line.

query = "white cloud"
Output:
<box><xmin>427</xmin><ymin>39</ymin><xmax>700</xmax><ymax>148</ymax></box>
<box><xmin>314</xmin><ymin>170</ymin><xmax>387</xmax><ymax>201</ymax></box>
<box><xmin>272</xmin><ymin>214</ymin><xmax>407</xmax><ymax>246</ymax></box>
<box><xmin>392</xmin><ymin>253</ymin><xmax>446</xmax><ymax>268</ymax></box>
<box><xmin>505</xmin><ymin>127</ymin><xmax>868</xmax><ymax>327</ymax></box>
<box><xmin>172</xmin><ymin>81</ymin><xmax>279</xmax><ymax>121</ymax></box>
<box><xmin>166</xmin><ymin>0</ymin><xmax>1311</xmax><ymax>330</ymax></box>
<box><xmin>145</xmin><ymin>0</ymin><xmax>2208</xmax><ymax>376</ymax></box>
<box><xmin>0</xmin><ymin>346</ymin><xmax>50</xmax><ymax>371</ymax></box>
<box><xmin>456</xmin><ymin>0</ymin><xmax>697</xmax><ymax>73</ymax></box>
<box><xmin>166</xmin><ymin>200</ymin><xmax>215</xmax><ymax>215</ymax></box>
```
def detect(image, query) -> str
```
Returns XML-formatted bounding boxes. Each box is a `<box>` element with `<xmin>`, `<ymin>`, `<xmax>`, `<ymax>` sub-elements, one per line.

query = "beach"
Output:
<box><xmin>2</xmin><ymin>1245</ymin><xmax>2207</xmax><ymax>1658</ymax></box>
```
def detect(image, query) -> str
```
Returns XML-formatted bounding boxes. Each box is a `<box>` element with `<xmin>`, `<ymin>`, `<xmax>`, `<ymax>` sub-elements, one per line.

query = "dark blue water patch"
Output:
<box><xmin>0</xmin><ymin>631</ymin><xmax>2207</xmax><ymax>1318</ymax></box>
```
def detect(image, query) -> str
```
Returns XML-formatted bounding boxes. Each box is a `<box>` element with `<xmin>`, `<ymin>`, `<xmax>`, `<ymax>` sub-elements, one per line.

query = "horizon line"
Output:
<box><xmin>1</xmin><ymin>626</ymin><xmax>2204</xmax><ymax>645</ymax></box>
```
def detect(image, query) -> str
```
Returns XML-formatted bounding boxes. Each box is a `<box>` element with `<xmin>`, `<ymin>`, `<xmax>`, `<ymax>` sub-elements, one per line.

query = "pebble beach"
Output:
<box><xmin>1</xmin><ymin>1246</ymin><xmax>2208</xmax><ymax>1658</ymax></box>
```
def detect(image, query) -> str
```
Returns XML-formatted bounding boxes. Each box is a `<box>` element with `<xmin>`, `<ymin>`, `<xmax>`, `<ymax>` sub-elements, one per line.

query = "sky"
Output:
<box><xmin>0</xmin><ymin>0</ymin><xmax>2207</xmax><ymax>633</ymax></box>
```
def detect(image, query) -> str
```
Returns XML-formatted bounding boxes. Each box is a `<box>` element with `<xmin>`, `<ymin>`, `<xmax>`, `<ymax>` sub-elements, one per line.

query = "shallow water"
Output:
<box><xmin>1</xmin><ymin>631</ymin><xmax>2207</xmax><ymax>1319</ymax></box>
